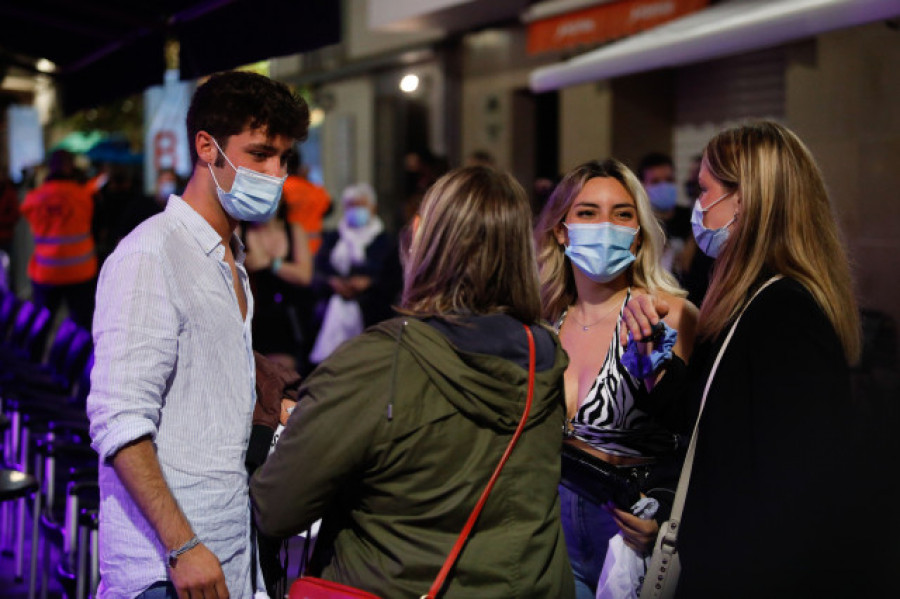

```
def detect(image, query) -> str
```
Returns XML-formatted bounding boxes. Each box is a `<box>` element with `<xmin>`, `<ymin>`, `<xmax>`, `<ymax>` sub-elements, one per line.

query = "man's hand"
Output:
<box><xmin>280</xmin><ymin>398</ymin><xmax>297</xmax><ymax>426</ymax></box>
<box><xmin>169</xmin><ymin>542</ymin><xmax>229</xmax><ymax>599</ymax></box>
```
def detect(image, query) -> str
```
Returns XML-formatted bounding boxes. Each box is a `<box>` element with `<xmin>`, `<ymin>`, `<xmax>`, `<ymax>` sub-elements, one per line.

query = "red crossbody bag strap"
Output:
<box><xmin>421</xmin><ymin>324</ymin><xmax>537</xmax><ymax>599</ymax></box>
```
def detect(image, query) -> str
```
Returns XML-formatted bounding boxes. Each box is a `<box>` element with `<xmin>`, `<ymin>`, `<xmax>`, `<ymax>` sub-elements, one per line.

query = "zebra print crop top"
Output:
<box><xmin>556</xmin><ymin>289</ymin><xmax>678</xmax><ymax>458</ymax></box>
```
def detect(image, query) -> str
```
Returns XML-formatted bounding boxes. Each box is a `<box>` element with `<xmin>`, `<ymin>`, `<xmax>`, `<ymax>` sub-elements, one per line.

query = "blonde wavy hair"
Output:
<box><xmin>401</xmin><ymin>166</ymin><xmax>542</xmax><ymax>323</ymax></box>
<box><xmin>534</xmin><ymin>159</ymin><xmax>684</xmax><ymax>323</ymax></box>
<box><xmin>699</xmin><ymin>121</ymin><xmax>860</xmax><ymax>363</ymax></box>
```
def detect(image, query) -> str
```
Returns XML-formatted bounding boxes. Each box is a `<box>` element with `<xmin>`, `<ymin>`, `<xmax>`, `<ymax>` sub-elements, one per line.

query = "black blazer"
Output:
<box><xmin>667</xmin><ymin>278</ymin><xmax>885</xmax><ymax>598</ymax></box>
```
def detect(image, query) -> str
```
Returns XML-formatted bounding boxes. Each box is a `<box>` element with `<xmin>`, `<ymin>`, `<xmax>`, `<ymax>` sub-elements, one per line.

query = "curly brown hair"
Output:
<box><xmin>186</xmin><ymin>71</ymin><xmax>309</xmax><ymax>166</ymax></box>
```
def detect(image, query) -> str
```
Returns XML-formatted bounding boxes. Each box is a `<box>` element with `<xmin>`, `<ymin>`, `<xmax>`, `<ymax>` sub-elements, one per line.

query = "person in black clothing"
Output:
<box><xmin>243</xmin><ymin>198</ymin><xmax>313</xmax><ymax>372</ymax></box>
<box><xmin>637</xmin><ymin>152</ymin><xmax>691</xmax><ymax>277</ymax></box>
<box><xmin>675</xmin><ymin>155</ymin><xmax>715</xmax><ymax>306</ymax></box>
<box><xmin>621</xmin><ymin>121</ymin><xmax>886</xmax><ymax>597</ymax></box>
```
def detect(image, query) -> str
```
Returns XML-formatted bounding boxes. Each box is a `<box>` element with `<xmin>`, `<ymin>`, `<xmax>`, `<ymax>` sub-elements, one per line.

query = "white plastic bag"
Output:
<box><xmin>596</xmin><ymin>535</ymin><xmax>649</xmax><ymax>599</ymax></box>
<box><xmin>309</xmin><ymin>295</ymin><xmax>364</xmax><ymax>363</ymax></box>
<box><xmin>596</xmin><ymin>497</ymin><xmax>658</xmax><ymax>599</ymax></box>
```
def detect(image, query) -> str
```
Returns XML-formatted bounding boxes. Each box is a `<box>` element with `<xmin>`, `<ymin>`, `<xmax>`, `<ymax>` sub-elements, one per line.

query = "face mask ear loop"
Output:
<box><xmin>722</xmin><ymin>194</ymin><xmax>739</xmax><ymax>229</ymax></box>
<box><xmin>210</xmin><ymin>136</ymin><xmax>239</xmax><ymax>172</ymax></box>
<box><xmin>704</xmin><ymin>190</ymin><xmax>739</xmax><ymax>213</ymax></box>
<box><xmin>208</xmin><ymin>136</ymin><xmax>239</xmax><ymax>194</ymax></box>
<box><xmin>724</xmin><ymin>212</ymin><xmax>738</xmax><ymax>230</ymax></box>
<box><xmin>207</xmin><ymin>163</ymin><xmax>226</xmax><ymax>192</ymax></box>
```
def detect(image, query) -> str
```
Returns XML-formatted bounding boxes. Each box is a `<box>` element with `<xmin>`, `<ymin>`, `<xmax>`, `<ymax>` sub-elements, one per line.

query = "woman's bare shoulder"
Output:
<box><xmin>659</xmin><ymin>293</ymin><xmax>698</xmax><ymax>323</ymax></box>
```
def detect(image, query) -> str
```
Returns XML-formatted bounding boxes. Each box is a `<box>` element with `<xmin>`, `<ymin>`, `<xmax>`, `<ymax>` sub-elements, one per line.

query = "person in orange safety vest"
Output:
<box><xmin>21</xmin><ymin>149</ymin><xmax>105</xmax><ymax>329</ymax></box>
<box><xmin>282</xmin><ymin>150</ymin><xmax>330</xmax><ymax>256</ymax></box>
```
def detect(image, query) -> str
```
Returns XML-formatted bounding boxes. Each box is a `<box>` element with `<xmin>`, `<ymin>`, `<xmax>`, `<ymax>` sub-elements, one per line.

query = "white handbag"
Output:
<box><xmin>639</xmin><ymin>277</ymin><xmax>781</xmax><ymax>599</ymax></box>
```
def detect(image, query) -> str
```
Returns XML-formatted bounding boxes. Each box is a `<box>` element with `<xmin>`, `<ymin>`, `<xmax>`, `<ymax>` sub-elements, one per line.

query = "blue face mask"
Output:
<box><xmin>345</xmin><ymin>206</ymin><xmax>371</xmax><ymax>228</ymax></box>
<box><xmin>646</xmin><ymin>182</ymin><xmax>678</xmax><ymax>212</ymax></box>
<box><xmin>691</xmin><ymin>194</ymin><xmax>736</xmax><ymax>258</ymax></box>
<box><xmin>563</xmin><ymin>222</ymin><xmax>639</xmax><ymax>283</ymax></box>
<box><xmin>208</xmin><ymin>137</ymin><xmax>286</xmax><ymax>222</ymax></box>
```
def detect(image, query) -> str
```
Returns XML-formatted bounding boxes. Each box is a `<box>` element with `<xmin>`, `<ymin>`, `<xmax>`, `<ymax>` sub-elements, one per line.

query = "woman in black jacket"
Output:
<box><xmin>622</xmin><ymin>121</ymin><xmax>883</xmax><ymax>597</ymax></box>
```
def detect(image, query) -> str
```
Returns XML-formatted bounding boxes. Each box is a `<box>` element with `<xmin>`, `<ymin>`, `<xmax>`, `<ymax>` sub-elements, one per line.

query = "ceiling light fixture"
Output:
<box><xmin>400</xmin><ymin>74</ymin><xmax>419</xmax><ymax>93</ymax></box>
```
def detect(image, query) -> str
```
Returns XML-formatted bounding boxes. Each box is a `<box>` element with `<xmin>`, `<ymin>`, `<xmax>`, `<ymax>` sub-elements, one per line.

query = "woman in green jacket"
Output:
<box><xmin>251</xmin><ymin>166</ymin><xmax>575</xmax><ymax>598</ymax></box>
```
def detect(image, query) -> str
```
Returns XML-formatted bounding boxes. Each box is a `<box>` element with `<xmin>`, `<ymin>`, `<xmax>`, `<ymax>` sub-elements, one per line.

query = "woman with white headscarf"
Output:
<box><xmin>309</xmin><ymin>183</ymin><xmax>398</xmax><ymax>364</ymax></box>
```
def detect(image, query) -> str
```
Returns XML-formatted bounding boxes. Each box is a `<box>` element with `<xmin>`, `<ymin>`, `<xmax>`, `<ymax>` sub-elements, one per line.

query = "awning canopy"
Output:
<box><xmin>525</xmin><ymin>0</ymin><xmax>709</xmax><ymax>56</ymax></box>
<box><xmin>0</xmin><ymin>0</ymin><xmax>341</xmax><ymax>114</ymax></box>
<box><xmin>530</xmin><ymin>0</ymin><xmax>900</xmax><ymax>92</ymax></box>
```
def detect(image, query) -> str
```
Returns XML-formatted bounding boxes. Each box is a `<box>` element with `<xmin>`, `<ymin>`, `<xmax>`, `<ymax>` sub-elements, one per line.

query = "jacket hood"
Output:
<box><xmin>371</xmin><ymin>317</ymin><xmax>568</xmax><ymax>433</ymax></box>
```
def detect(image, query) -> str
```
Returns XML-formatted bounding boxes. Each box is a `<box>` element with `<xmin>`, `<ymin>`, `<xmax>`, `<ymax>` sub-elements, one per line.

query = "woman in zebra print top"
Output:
<box><xmin>535</xmin><ymin>159</ymin><xmax>698</xmax><ymax>599</ymax></box>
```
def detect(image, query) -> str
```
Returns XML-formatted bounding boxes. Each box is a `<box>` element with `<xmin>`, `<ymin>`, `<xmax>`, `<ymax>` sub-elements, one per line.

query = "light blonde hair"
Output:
<box><xmin>401</xmin><ymin>166</ymin><xmax>542</xmax><ymax>322</ymax></box>
<box><xmin>534</xmin><ymin>159</ymin><xmax>684</xmax><ymax>322</ymax></box>
<box><xmin>699</xmin><ymin>121</ymin><xmax>860</xmax><ymax>363</ymax></box>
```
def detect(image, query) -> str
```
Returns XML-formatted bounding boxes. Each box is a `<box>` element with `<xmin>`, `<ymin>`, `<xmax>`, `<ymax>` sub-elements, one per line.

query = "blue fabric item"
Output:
<box><xmin>646</xmin><ymin>182</ymin><xmax>678</xmax><ymax>212</ymax></box>
<box><xmin>621</xmin><ymin>320</ymin><xmax>677</xmax><ymax>379</ymax></box>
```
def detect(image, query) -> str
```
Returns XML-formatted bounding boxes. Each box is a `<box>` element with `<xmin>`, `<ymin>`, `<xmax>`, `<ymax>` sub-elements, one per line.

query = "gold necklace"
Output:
<box><xmin>568</xmin><ymin>289</ymin><xmax>628</xmax><ymax>332</ymax></box>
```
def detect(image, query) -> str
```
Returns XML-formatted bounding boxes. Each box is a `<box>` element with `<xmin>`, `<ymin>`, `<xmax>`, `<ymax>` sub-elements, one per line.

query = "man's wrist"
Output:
<box><xmin>167</xmin><ymin>535</ymin><xmax>201</xmax><ymax>568</ymax></box>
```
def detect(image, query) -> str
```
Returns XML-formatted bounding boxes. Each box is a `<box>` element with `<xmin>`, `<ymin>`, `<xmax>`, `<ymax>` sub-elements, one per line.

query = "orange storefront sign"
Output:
<box><xmin>527</xmin><ymin>0</ymin><xmax>710</xmax><ymax>55</ymax></box>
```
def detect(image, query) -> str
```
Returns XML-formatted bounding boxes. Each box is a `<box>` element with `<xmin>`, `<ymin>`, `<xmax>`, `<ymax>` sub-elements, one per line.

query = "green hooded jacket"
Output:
<box><xmin>251</xmin><ymin>316</ymin><xmax>575</xmax><ymax>598</ymax></box>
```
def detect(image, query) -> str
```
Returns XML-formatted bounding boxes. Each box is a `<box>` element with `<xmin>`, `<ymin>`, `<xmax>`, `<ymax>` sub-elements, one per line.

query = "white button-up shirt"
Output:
<box><xmin>88</xmin><ymin>196</ymin><xmax>258</xmax><ymax>598</ymax></box>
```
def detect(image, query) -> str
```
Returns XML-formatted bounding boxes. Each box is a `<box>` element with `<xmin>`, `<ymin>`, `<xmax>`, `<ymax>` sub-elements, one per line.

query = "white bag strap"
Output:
<box><xmin>660</xmin><ymin>276</ymin><xmax>782</xmax><ymax>545</ymax></box>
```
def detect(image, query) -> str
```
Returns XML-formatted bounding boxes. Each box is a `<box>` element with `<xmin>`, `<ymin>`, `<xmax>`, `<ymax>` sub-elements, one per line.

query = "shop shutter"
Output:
<box><xmin>672</xmin><ymin>46</ymin><xmax>787</xmax><ymax>205</ymax></box>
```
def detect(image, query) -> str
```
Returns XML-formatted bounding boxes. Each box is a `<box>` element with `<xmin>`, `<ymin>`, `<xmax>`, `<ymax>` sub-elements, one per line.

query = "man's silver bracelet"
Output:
<box><xmin>167</xmin><ymin>535</ymin><xmax>201</xmax><ymax>568</ymax></box>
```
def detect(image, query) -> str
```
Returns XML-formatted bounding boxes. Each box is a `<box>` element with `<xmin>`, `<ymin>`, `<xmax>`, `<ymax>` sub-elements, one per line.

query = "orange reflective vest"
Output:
<box><xmin>21</xmin><ymin>179</ymin><xmax>98</xmax><ymax>285</ymax></box>
<box><xmin>282</xmin><ymin>175</ymin><xmax>331</xmax><ymax>255</ymax></box>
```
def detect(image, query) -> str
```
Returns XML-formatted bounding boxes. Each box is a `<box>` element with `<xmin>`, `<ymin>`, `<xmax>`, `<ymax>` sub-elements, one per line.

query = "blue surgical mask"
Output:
<box><xmin>691</xmin><ymin>194</ymin><xmax>736</xmax><ymax>258</ymax></box>
<box><xmin>208</xmin><ymin>137</ymin><xmax>286</xmax><ymax>222</ymax></box>
<box><xmin>345</xmin><ymin>206</ymin><xmax>371</xmax><ymax>228</ymax></box>
<box><xmin>646</xmin><ymin>182</ymin><xmax>678</xmax><ymax>212</ymax></box>
<box><xmin>563</xmin><ymin>223</ymin><xmax>639</xmax><ymax>283</ymax></box>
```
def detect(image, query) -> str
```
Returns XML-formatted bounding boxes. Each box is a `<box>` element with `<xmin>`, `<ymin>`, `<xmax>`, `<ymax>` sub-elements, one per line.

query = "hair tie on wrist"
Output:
<box><xmin>621</xmin><ymin>321</ymin><xmax>678</xmax><ymax>379</ymax></box>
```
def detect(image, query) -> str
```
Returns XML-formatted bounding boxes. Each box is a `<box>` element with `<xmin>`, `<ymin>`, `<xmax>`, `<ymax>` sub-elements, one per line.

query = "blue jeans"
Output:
<box><xmin>136</xmin><ymin>581</ymin><xmax>177</xmax><ymax>599</ymax></box>
<box><xmin>560</xmin><ymin>485</ymin><xmax>620</xmax><ymax>599</ymax></box>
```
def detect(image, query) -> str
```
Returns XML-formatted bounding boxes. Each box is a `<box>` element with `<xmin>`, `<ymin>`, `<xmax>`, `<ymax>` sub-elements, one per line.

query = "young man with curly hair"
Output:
<box><xmin>88</xmin><ymin>71</ymin><xmax>309</xmax><ymax>599</ymax></box>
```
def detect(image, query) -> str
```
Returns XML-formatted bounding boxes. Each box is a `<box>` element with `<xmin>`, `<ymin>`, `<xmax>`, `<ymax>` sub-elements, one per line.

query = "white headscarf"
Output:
<box><xmin>329</xmin><ymin>183</ymin><xmax>383</xmax><ymax>276</ymax></box>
